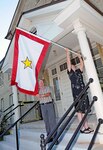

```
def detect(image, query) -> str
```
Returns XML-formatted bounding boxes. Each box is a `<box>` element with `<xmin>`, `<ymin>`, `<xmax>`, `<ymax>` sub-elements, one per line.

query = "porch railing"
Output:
<box><xmin>19</xmin><ymin>101</ymin><xmax>42</xmax><ymax>123</ymax></box>
<box><xmin>3</xmin><ymin>104</ymin><xmax>23</xmax><ymax>118</ymax></box>
<box><xmin>3</xmin><ymin>104</ymin><xmax>14</xmax><ymax>113</ymax></box>
<box><xmin>0</xmin><ymin>101</ymin><xmax>39</xmax><ymax>150</ymax></box>
<box><xmin>0</xmin><ymin>104</ymin><xmax>23</xmax><ymax>134</ymax></box>
<box><xmin>88</xmin><ymin>118</ymin><xmax>103</xmax><ymax>150</ymax></box>
<box><xmin>40</xmin><ymin>78</ymin><xmax>94</xmax><ymax>150</ymax></box>
<box><xmin>65</xmin><ymin>96</ymin><xmax>97</xmax><ymax>150</ymax></box>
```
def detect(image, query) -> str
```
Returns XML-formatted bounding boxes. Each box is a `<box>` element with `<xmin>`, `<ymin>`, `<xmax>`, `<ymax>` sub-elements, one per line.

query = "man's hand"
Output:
<box><xmin>36</xmin><ymin>94</ymin><xmax>40</xmax><ymax>98</ymax></box>
<box><xmin>65</xmin><ymin>48</ymin><xmax>70</xmax><ymax>53</ymax></box>
<box><xmin>36</xmin><ymin>94</ymin><xmax>45</xmax><ymax>98</ymax></box>
<box><xmin>36</xmin><ymin>94</ymin><xmax>42</xmax><ymax>99</ymax></box>
<box><xmin>76</xmin><ymin>53</ymin><xmax>82</xmax><ymax>58</ymax></box>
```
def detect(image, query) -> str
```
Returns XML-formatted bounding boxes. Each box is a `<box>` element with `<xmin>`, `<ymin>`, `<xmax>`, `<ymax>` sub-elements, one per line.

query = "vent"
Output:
<box><xmin>30</xmin><ymin>27</ymin><xmax>37</xmax><ymax>35</ymax></box>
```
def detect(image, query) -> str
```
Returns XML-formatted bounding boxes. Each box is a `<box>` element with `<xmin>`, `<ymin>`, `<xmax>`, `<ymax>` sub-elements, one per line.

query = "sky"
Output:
<box><xmin>0</xmin><ymin>0</ymin><xmax>19</xmax><ymax>61</ymax></box>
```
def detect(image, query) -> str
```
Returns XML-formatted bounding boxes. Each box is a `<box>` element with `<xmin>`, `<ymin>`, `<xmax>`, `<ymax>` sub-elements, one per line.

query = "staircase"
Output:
<box><xmin>0</xmin><ymin>115</ymin><xmax>103</xmax><ymax>150</ymax></box>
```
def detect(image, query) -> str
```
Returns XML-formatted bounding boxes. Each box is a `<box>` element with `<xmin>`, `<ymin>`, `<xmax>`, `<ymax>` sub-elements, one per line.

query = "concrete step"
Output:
<box><xmin>19</xmin><ymin>128</ymin><xmax>99</xmax><ymax>144</ymax></box>
<box><xmin>0</xmin><ymin>113</ymin><xmax>102</xmax><ymax>150</ymax></box>
<box><xmin>0</xmin><ymin>136</ymin><xmax>41</xmax><ymax>150</ymax></box>
<box><xmin>2</xmin><ymin>132</ymin><xmax>43</xmax><ymax>150</ymax></box>
<box><xmin>20</xmin><ymin>114</ymin><xmax>97</xmax><ymax>130</ymax></box>
<box><xmin>1</xmin><ymin>128</ymin><xmax>99</xmax><ymax>150</ymax></box>
<box><xmin>0</xmin><ymin>141</ymin><xmax>16</xmax><ymax>150</ymax></box>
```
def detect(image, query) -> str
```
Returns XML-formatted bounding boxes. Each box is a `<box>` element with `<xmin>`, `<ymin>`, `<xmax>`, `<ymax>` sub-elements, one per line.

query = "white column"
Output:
<box><xmin>12</xmin><ymin>86</ymin><xmax>20</xmax><ymax>122</ymax></box>
<box><xmin>73</xmin><ymin>20</ymin><xmax>103</xmax><ymax>135</ymax></box>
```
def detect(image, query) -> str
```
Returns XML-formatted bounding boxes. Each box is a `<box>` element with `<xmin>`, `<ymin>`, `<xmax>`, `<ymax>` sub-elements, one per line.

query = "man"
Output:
<box><xmin>65</xmin><ymin>48</ymin><xmax>94</xmax><ymax>134</ymax></box>
<box><xmin>36</xmin><ymin>79</ymin><xmax>57</xmax><ymax>143</ymax></box>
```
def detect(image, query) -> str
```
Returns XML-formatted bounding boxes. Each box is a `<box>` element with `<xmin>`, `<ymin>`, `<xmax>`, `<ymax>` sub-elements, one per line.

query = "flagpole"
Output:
<box><xmin>51</xmin><ymin>41</ymin><xmax>86</xmax><ymax>60</ymax></box>
<box><xmin>16</xmin><ymin>27</ymin><xmax>85</xmax><ymax>59</ymax></box>
<box><xmin>51</xmin><ymin>41</ymin><xmax>78</xmax><ymax>55</ymax></box>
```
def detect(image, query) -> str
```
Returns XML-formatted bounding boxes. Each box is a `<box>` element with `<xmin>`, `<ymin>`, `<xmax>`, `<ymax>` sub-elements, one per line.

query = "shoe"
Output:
<box><xmin>80</xmin><ymin>127</ymin><xmax>94</xmax><ymax>134</ymax></box>
<box><xmin>86</xmin><ymin>127</ymin><xmax>94</xmax><ymax>132</ymax></box>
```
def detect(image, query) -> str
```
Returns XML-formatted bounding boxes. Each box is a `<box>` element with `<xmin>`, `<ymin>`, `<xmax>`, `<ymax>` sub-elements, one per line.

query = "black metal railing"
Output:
<box><xmin>40</xmin><ymin>78</ymin><xmax>93</xmax><ymax>150</ymax></box>
<box><xmin>88</xmin><ymin>118</ymin><xmax>103</xmax><ymax>150</ymax></box>
<box><xmin>0</xmin><ymin>113</ymin><xmax>15</xmax><ymax>134</ymax></box>
<box><xmin>0</xmin><ymin>104</ymin><xmax>24</xmax><ymax>135</ymax></box>
<box><xmin>0</xmin><ymin>101</ymin><xmax>39</xmax><ymax>150</ymax></box>
<box><xmin>3</xmin><ymin>104</ymin><xmax>23</xmax><ymax>118</ymax></box>
<box><xmin>65</xmin><ymin>96</ymin><xmax>97</xmax><ymax>150</ymax></box>
<box><xmin>3</xmin><ymin>104</ymin><xmax>14</xmax><ymax>113</ymax></box>
<box><xmin>19</xmin><ymin>101</ymin><xmax>42</xmax><ymax>123</ymax></box>
<box><xmin>1</xmin><ymin>113</ymin><xmax>15</xmax><ymax>125</ymax></box>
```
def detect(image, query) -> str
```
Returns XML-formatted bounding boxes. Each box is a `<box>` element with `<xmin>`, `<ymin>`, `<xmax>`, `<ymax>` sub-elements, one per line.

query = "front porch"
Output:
<box><xmin>0</xmin><ymin>114</ymin><xmax>103</xmax><ymax>150</ymax></box>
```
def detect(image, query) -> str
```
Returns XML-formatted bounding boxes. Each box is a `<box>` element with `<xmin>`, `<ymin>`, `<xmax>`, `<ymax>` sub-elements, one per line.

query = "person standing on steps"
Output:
<box><xmin>65</xmin><ymin>48</ymin><xmax>94</xmax><ymax>134</ymax></box>
<box><xmin>36</xmin><ymin>79</ymin><xmax>58</xmax><ymax>143</ymax></box>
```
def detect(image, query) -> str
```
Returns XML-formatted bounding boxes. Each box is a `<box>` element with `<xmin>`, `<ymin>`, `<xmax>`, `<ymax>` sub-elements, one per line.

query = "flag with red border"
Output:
<box><xmin>11</xmin><ymin>28</ymin><xmax>51</xmax><ymax>95</ymax></box>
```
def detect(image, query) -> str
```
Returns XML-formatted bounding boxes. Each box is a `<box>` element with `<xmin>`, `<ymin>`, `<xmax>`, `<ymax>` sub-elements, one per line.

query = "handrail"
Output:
<box><xmin>47</xmin><ymin>95</ymin><xmax>87</xmax><ymax>150</ymax></box>
<box><xmin>1</xmin><ymin>113</ymin><xmax>15</xmax><ymax>125</ymax></box>
<box><xmin>1</xmin><ymin>104</ymin><xmax>23</xmax><ymax>134</ymax></box>
<box><xmin>3</xmin><ymin>104</ymin><xmax>14</xmax><ymax>113</ymax></box>
<box><xmin>4</xmin><ymin>104</ymin><xmax>23</xmax><ymax>118</ymax></box>
<box><xmin>65</xmin><ymin>96</ymin><xmax>97</xmax><ymax>150</ymax></box>
<box><xmin>44</xmin><ymin>78</ymin><xmax>93</xmax><ymax>145</ymax></box>
<box><xmin>87</xmin><ymin>118</ymin><xmax>103</xmax><ymax>150</ymax></box>
<box><xmin>0</xmin><ymin>113</ymin><xmax>15</xmax><ymax>133</ymax></box>
<box><xmin>40</xmin><ymin>78</ymin><xmax>93</xmax><ymax>150</ymax></box>
<box><xmin>0</xmin><ymin>101</ymin><xmax>39</xmax><ymax>138</ymax></box>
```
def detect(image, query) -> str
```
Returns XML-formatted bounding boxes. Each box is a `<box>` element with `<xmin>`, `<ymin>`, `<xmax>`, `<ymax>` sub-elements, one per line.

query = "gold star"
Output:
<box><xmin>22</xmin><ymin>57</ymin><xmax>32</xmax><ymax>69</ymax></box>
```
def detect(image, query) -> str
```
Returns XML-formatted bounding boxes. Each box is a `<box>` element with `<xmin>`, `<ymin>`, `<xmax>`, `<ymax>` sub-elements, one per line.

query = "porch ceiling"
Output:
<box><xmin>46</xmin><ymin>30</ymin><xmax>95</xmax><ymax>68</ymax></box>
<box><xmin>45</xmin><ymin>0</ymin><xmax>103</xmax><ymax>67</ymax></box>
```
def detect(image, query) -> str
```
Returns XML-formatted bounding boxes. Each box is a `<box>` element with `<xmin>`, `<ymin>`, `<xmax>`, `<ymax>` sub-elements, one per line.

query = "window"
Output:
<box><xmin>0</xmin><ymin>74</ymin><xmax>4</xmax><ymax>86</ymax></box>
<box><xmin>53</xmin><ymin>77</ymin><xmax>61</xmax><ymax>101</ymax></box>
<box><xmin>9</xmin><ymin>94</ymin><xmax>13</xmax><ymax>124</ymax></box>
<box><xmin>9</xmin><ymin>94</ymin><xmax>13</xmax><ymax>106</ymax></box>
<box><xmin>94</xmin><ymin>58</ymin><xmax>103</xmax><ymax>68</ymax></box>
<box><xmin>60</xmin><ymin>63</ymin><xmax>67</xmax><ymax>71</ymax></box>
<box><xmin>91</xmin><ymin>47</ymin><xmax>99</xmax><ymax>56</ymax></box>
<box><xmin>1</xmin><ymin>98</ymin><xmax>4</xmax><ymax>111</ymax></box>
<box><xmin>8</xmin><ymin>73</ymin><xmax>11</xmax><ymax>81</ymax></box>
<box><xmin>98</xmin><ymin>68</ymin><xmax>103</xmax><ymax>78</ymax></box>
<box><xmin>92</xmin><ymin>46</ymin><xmax>103</xmax><ymax>90</ymax></box>
<box><xmin>52</xmin><ymin>68</ymin><xmax>57</xmax><ymax>75</ymax></box>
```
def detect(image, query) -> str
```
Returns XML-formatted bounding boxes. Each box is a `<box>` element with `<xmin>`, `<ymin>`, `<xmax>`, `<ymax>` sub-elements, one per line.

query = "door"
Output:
<box><xmin>50</xmin><ymin>67</ymin><xmax>63</xmax><ymax>118</ymax></box>
<box><xmin>52</xmin><ymin>76</ymin><xmax>63</xmax><ymax>117</ymax></box>
<box><xmin>59</xmin><ymin>63</ymin><xmax>74</xmax><ymax>115</ymax></box>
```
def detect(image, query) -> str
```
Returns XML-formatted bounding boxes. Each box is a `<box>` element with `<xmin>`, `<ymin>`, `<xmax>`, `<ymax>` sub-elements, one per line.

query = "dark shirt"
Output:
<box><xmin>67</xmin><ymin>68</ymin><xmax>85</xmax><ymax>99</ymax></box>
<box><xmin>67</xmin><ymin>68</ymin><xmax>90</xmax><ymax>113</ymax></box>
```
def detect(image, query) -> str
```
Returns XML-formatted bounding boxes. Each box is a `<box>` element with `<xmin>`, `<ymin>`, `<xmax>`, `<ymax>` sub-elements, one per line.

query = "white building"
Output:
<box><xmin>0</xmin><ymin>0</ymin><xmax>103</xmax><ymax>147</ymax></box>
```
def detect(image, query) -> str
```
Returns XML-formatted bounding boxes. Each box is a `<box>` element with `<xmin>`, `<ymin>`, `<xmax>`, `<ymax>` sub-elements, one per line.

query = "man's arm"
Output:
<box><xmin>65</xmin><ymin>48</ymin><xmax>72</xmax><ymax>72</ymax></box>
<box><xmin>77</xmin><ymin>53</ymin><xmax>84</xmax><ymax>72</ymax></box>
<box><xmin>41</xmin><ymin>92</ymin><xmax>51</xmax><ymax>98</ymax></box>
<box><xmin>36</xmin><ymin>92</ymin><xmax>51</xmax><ymax>99</ymax></box>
